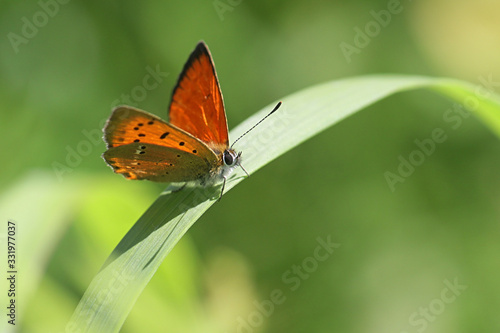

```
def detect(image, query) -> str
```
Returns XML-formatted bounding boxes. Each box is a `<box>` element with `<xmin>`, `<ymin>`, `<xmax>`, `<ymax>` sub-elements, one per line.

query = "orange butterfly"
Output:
<box><xmin>102</xmin><ymin>41</ymin><xmax>280</xmax><ymax>199</ymax></box>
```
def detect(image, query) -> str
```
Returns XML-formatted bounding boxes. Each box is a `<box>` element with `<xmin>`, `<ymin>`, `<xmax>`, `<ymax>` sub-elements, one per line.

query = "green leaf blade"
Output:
<box><xmin>69</xmin><ymin>75</ymin><xmax>500</xmax><ymax>332</ymax></box>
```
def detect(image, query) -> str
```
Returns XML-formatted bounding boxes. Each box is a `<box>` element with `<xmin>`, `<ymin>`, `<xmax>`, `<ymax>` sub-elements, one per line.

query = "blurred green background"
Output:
<box><xmin>1</xmin><ymin>0</ymin><xmax>500</xmax><ymax>332</ymax></box>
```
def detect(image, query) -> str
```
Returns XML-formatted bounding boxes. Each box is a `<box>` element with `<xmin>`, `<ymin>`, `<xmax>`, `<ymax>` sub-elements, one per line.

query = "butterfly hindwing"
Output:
<box><xmin>168</xmin><ymin>42</ymin><xmax>229</xmax><ymax>147</ymax></box>
<box><xmin>103</xmin><ymin>143</ymin><xmax>218</xmax><ymax>182</ymax></box>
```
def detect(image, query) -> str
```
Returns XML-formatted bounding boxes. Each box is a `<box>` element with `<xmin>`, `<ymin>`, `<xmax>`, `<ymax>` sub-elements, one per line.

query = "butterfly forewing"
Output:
<box><xmin>169</xmin><ymin>42</ymin><xmax>229</xmax><ymax>147</ymax></box>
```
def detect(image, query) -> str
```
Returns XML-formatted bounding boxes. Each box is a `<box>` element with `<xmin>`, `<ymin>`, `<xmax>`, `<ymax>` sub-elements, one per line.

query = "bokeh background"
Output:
<box><xmin>1</xmin><ymin>0</ymin><xmax>500</xmax><ymax>332</ymax></box>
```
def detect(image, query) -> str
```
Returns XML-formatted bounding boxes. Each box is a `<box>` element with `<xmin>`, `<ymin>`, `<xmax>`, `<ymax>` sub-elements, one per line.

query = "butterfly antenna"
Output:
<box><xmin>230</xmin><ymin>101</ymin><xmax>282</xmax><ymax>150</ymax></box>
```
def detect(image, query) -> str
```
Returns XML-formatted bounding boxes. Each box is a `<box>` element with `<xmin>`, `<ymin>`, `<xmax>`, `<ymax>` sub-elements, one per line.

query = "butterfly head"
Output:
<box><xmin>223</xmin><ymin>149</ymin><xmax>239</xmax><ymax>167</ymax></box>
<box><xmin>221</xmin><ymin>149</ymin><xmax>248</xmax><ymax>177</ymax></box>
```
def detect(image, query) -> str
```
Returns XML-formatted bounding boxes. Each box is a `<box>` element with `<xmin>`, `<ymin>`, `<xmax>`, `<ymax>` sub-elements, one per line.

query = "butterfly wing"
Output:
<box><xmin>168</xmin><ymin>41</ymin><xmax>229</xmax><ymax>149</ymax></box>
<box><xmin>103</xmin><ymin>106</ymin><xmax>219</xmax><ymax>182</ymax></box>
<box><xmin>103</xmin><ymin>143</ymin><xmax>216</xmax><ymax>182</ymax></box>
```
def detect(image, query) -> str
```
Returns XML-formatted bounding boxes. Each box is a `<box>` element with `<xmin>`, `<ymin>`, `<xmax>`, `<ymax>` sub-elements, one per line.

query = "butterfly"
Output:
<box><xmin>102</xmin><ymin>41</ymin><xmax>280</xmax><ymax>199</ymax></box>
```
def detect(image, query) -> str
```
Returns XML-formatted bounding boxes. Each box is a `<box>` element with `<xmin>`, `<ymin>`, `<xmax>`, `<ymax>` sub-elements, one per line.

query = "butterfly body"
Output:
<box><xmin>102</xmin><ymin>42</ymin><xmax>243</xmax><ymax>196</ymax></box>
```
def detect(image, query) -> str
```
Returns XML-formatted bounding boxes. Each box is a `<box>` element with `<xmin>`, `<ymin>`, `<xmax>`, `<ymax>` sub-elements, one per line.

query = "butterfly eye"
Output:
<box><xmin>223</xmin><ymin>150</ymin><xmax>237</xmax><ymax>166</ymax></box>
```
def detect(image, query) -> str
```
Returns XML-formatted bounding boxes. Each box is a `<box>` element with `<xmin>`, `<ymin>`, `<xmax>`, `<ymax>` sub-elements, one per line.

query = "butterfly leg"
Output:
<box><xmin>218</xmin><ymin>176</ymin><xmax>227</xmax><ymax>202</ymax></box>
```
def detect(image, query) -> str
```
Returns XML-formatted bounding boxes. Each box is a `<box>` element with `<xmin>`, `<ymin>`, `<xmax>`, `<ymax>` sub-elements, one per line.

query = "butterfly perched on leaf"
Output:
<box><xmin>102</xmin><ymin>41</ymin><xmax>280</xmax><ymax>199</ymax></box>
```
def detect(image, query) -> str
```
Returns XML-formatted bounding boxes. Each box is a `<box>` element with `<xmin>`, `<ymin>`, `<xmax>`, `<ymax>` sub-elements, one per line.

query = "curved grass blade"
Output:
<box><xmin>68</xmin><ymin>75</ymin><xmax>500</xmax><ymax>332</ymax></box>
